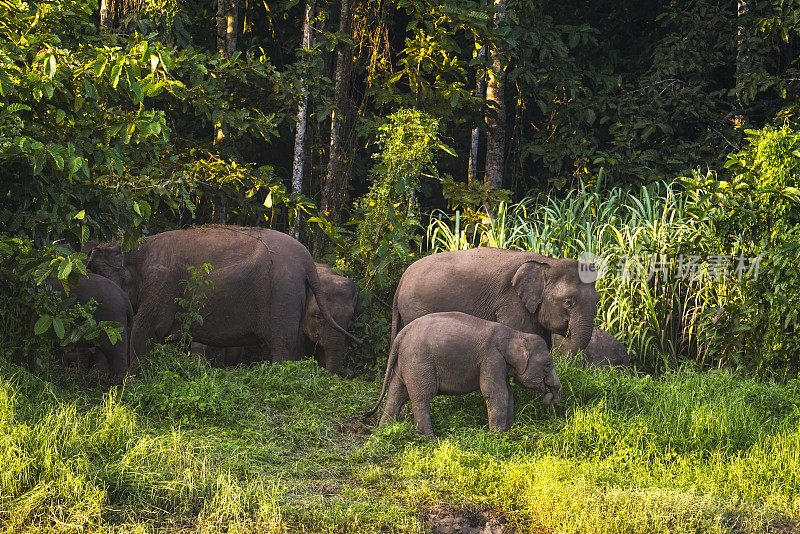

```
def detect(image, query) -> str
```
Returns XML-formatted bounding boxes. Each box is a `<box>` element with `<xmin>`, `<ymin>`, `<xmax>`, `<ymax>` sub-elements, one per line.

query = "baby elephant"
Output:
<box><xmin>552</xmin><ymin>327</ymin><xmax>630</xmax><ymax>369</ymax></box>
<box><xmin>49</xmin><ymin>273</ymin><xmax>132</xmax><ymax>386</ymax></box>
<box><xmin>365</xmin><ymin>312</ymin><xmax>562</xmax><ymax>439</ymax></box>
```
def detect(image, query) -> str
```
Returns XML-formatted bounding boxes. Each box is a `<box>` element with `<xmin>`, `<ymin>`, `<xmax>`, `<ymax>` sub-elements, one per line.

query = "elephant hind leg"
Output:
<box><xmin>379</xmin><ymin>376</ymin><xmax>409</xmax><ymax>427</ymax></box>
<box><xmin>404</xmin><ymin>372</ymin><xmax>439</xmax><ymax>439</ymax></box>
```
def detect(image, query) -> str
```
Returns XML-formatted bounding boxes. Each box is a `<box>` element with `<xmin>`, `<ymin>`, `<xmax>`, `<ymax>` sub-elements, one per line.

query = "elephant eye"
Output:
<box><xmin>564</xmin><ymin>298</ymin><xmax>574</xmax><ymax>309</ymax></box>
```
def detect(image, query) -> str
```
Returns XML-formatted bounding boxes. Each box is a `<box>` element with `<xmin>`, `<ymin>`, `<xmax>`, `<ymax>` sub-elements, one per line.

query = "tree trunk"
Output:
<box><xmin>100</xmin><ymin>0</ymin><xmax>111</xmax><ymax>30</ymax></box>
<box><xmin>468</xmin><ymin>45</ymin><xmax>486</xmax><ymax>185</ymax></box>
<box><xmin>291</xmin><ymin>1</ymin><xmax>314</xmax><ymax>240</ymax></box>
<box><xmin>226</xmin><ymin>0</ymin><xmax>238</xmax><ymax>57</ymax></box>
<box><xmin>322</xmin><ymin>0</ymin><xmax>352</xmax><ymax>227</ymax></box>
<box><xmin>483</xmin><ymin>0</ymin><xmax>507</xmax><ymax>193</ymax></box>
<box><xmin>214</xmin><ymin>0</ymin><xmax>238</xmax><ymax>146</ymax></box>
<box><xmin>734</xmin><ymin>0</ymin><xmax>753</xmax><ymax>128</ymax></box>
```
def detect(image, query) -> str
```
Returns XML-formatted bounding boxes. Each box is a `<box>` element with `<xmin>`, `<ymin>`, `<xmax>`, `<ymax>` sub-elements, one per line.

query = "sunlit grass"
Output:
<box><xmin>1</xmin><ymin>353</ymin><xmax>799</xmax><ymax>533</ymax></box>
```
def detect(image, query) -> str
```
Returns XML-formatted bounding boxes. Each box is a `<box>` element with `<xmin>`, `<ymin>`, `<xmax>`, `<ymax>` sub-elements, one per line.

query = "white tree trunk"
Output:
<box><xmin>100</xmin><ymin>0</ymin><xmax>111</xmax><ymax>29</ymax></box>
<box><xmin>226</xmin><ymin>0</ymin><xmax>238</xmax><ymax>56</ymax></box>
<box><xmin>484</xmin><ymin>0</ymin><xmax>507</xmax><ymax>193</ymax></box>
<box><xmin>214</xmin><ymin>0</ymin><xmax>238</xmax><ymax>146</ymax></box>
<box><xmin>292</xmin><ymin>1</ymin><xmax>314</xmax><ymax>239</ymax></box>
<box><xmin>468</xmin><ymin>45</ymin><xmax>486</xmax><ymax>184</ymax></box>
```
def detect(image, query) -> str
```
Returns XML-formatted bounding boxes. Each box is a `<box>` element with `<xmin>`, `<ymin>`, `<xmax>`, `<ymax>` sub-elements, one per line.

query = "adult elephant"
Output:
<box><xmin>392</xmin><ymin>248</ymin><xmax>599</xmax><ymax>358</ymax></box>
<box><xmin>301</xmin><ymin>264</ymin><xmax>358</xmax><ymax>375</ymax></box>
<box><xmin>87</xmin><ymin>226</ymin><xmax>360</xmax><ymax>368</ymax></box>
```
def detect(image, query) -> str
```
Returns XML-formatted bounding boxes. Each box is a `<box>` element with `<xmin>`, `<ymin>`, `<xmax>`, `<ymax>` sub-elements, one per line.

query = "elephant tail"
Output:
<box><xmin>362</xmin><ymin>337</ymin><xmax>400</xmax><ymax>419</ymax></box>
<box><xmin>390</xmin><ymin>283</ymin><xmax>401</xmax><ymax>344</ymax></box>
<box><xmin>306</xmin><ymin>262</ymin><xmax>363</xmax><ymax>345</ymax></box>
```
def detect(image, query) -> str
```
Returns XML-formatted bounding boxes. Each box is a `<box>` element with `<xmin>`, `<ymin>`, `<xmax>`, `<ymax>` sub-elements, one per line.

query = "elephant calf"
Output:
<box><xmin>365</xmin><ymin>312</ymin><xmax>562</xmax><ymax>439</ymax></box>
<box><xmin>49</xmin><ymin>273</ymin><xmax>133</xmax><ymax>385</ymax></box>
<box><xmin>552</xmin><ymin>327</ymin><xmax>630</xmax><ymax>369</ymax></box>
<box><xmin>301</xmin><ymin>264</ymin><xmax>358</xmax><ymax>375</ymax></box>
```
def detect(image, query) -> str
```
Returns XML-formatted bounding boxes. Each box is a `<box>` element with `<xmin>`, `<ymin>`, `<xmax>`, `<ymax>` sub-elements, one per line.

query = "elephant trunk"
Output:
<box><xmin>542</xmin><ymin>368</ymin><xmax>562</xmax><ymax>405</ymax></box>
<box><xmin>559</xmin><ymin>314</ymin><xmax>594</xmax><ymax>360</ymax></box>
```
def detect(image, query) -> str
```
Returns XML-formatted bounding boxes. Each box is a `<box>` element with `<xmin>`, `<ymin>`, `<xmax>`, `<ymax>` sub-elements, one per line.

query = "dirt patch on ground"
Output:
<box><xmin>722</xmin><ymin>513</ymin><xmax>799</xmax><ymax>534</ymax></box>
<box><xmin>422</xmin><ymin>505</ymin><xmax>515</xmax><ymax>534</ymax></box>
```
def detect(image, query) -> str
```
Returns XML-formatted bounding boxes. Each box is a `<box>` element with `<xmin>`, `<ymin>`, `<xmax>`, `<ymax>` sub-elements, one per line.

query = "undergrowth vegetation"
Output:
<box><xmin>2</xmin><ymin>353</ymin><xmax>799</xmax><ymax>533</ymax></box>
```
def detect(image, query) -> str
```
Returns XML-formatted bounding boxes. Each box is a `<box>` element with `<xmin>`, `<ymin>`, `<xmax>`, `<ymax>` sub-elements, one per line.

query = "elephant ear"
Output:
<box><xmin>512</xmin><ymin>260</ymin><xmax>549</xmax><ymax>315</ymax></box>
<box><xmin>505</xmin><ymin>342</ymin><xmax>531</xmax><ymax>376</ymax></box>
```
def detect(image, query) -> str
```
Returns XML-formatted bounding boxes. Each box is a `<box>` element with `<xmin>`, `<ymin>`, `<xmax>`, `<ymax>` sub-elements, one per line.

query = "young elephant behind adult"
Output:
<box><xmin>552</xmin><ymin>328</ymin><xmax>630</xmax><ymax>369</ymax></box>
<box><xmin>365</xmin><ymin>312</ymin><xmax>562</xmax><ymax>439</ymax></box>
<box><xmin>49</xmin><ymin>273</ymin><xmax>133</xmax><ymax>385</ymax></box>
<box><xmin>301</xmin><ymin>264</ymin><xmax>358</xmax><ymax>375</ymax></box>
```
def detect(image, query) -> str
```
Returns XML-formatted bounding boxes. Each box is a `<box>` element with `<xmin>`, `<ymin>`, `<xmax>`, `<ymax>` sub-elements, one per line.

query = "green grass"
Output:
<box><xmin>1</xmin><ymin>352</ymin><xmax>799</xmax><ymax>533</ymax></box>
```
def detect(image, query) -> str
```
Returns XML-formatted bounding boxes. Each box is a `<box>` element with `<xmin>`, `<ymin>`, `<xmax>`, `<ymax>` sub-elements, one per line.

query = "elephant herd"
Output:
<box><xmin>58</xmin><ymin>224</ymin><xmax>629</xmax><ymax>438</ymax></box>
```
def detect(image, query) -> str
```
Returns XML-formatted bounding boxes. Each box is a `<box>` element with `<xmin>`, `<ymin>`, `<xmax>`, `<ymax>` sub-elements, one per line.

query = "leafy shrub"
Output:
<box><xmin>320</xmin><ymin>109</ymin><xmax>453</xmax><ymax>375</ymax></box>
<box><xmin>684</xmin><ymin>124</ymin><xmax>800</xmax><ymax>375</ymax></box>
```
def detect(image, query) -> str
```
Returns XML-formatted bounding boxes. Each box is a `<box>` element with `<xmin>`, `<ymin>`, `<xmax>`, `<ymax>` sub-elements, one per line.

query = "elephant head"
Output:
<box><xmin>505</xmin><ymin>334</ymin><xmax>563</xmax><ymax>405</ymax></box>
<box><xmin>87</xmin><ymin>245</ymin><xmax>139</xmax><ymax>310</ymax></box>
<box><xmin>512</xmin><ymin>257</ymin><xmax>598</xmax><ymax>358</ymax></box>
<box><xmin>302</xmin><ymin>264</ymin><xmax>359</xmax><ymax>374</ymax></box>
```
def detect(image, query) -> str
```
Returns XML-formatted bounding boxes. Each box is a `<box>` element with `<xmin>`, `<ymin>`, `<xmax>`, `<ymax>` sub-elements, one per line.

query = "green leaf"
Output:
<box><xmin>94</xmin><ymin>54</ymin><xmax>109</xmax><ymax>76</ymax></box>
<box><xmin>34</xmin><ymin>315</ymin><xmax>52</xmax><ymax>335</ymax></box>
<box><xmin>69</xmin><ymin>157</ymin><xmax>82</xmax><ymax>175</ymax></box>
<box><xmin>45</xmin><ymin>55</ymin><xmax>57</xmax><ymax>77</ymax></box>
<box><xmin>52</xmin><ymin>317</ymin><xmax>65</xmax><ymax>339</ymax></box>
<box><xmin>110</xmin><ymin>63</ymin><xmax>122</xmax><ymax>89</ymax></box>
<box><xmin>57</xmin><ymin>260</ymin><xmax>72</xmax><ymax>279</ymax></box>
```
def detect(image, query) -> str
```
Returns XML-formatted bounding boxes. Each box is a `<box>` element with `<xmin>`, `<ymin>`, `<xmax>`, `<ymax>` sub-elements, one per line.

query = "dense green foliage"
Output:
<box><xmin>2</xmin><ymin>0</ymin><xmax>800</xmax><ymax>372</ymax></box>
<box><xmin>1</xmin><ymin>355</ymin><xmax>799</xmax><ymax>532</ymax></box>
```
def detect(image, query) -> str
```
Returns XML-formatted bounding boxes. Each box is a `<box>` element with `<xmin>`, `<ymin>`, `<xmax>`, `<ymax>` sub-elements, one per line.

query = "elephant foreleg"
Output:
<box><xmin>480</xmin><ymin>366</ymin><xmax>513</xmax><ymax>432</ymax></box>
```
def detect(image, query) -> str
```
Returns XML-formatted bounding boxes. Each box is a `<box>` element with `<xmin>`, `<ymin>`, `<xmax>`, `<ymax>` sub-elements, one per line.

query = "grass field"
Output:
<box><xmin>2</xmin><ymin>349</ymin><xmax>799</xmax><ymax>533</ymax></box>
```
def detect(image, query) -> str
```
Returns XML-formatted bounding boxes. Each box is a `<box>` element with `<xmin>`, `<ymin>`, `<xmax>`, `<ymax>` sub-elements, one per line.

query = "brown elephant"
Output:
<box><xmin>552</xmin><ymin>328</ymin><xmax>630</xmax><ymax>369</ymax></box>
<box><xmin>87</xmin><ymin>226</ymin><xmax>360</xmax><ymax>368</ymax></box>
<box><xmin>301</xmin><ymin>264</ymin><xmax>358</xmax><ymax>375</ymax></box>
<box><xmin>392</xmin><ymin>248</ymin><xmax>599</xmax><ymax>358</ymax></box>
<box><xmin>365</xmin><ymin>312</ymin><xmax>562</xmax><ymax>439</ymax></box>
<box><xmin>49</xmin><ymin>273</ymin><xmax>133</xmax><ymax>385</ymax></box>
